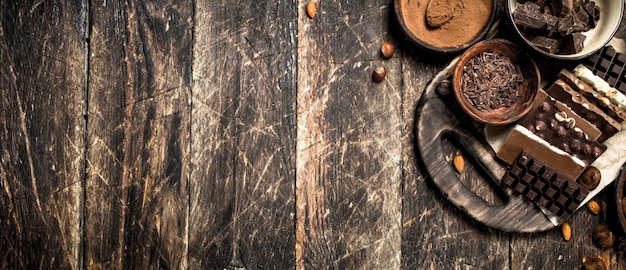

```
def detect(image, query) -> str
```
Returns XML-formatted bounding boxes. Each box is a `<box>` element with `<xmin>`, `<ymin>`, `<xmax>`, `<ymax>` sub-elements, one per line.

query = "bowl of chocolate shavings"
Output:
<box><xmin>453</xmin><ymin>39</ymin><xmax>540</xmax><ymax>125</ymax></box>
<box><xmin>506</xmin><ymin>0</ymin><xmax>624</xmax><ymax>60</ymax></box>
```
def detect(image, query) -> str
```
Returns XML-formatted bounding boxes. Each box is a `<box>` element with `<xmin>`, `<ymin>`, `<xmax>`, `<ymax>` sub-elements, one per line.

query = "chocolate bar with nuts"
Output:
<box><xmin>558</xmin><ymin>69</ymin><xmax>626</xmax><ymax>123</ymax></box>
<box><xmin>546</xmin><ymin>79</ymin><xmax>621</xmax><ymax>142</ymax></box>
<box><xmin>527</xmin><ymin>89</ymin><xmax>602</xmax><ymax>141</ymax></box>
<box><xmin>518</xmin><ymin>97</ymin><xmax>606</xmax><ymax>166</ymax></box>
<box><xmin>501</xmin><ymin>150</ymin><xmax>589</xmax><ymax>217</ymax></box>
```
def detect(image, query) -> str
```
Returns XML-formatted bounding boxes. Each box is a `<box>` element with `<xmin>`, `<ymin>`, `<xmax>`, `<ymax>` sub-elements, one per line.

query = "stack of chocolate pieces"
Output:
<box><xmin>513</xmin><ymin>0</ymin><xmax>600</xmax><ymax>54</ymax></box>
<box><xmin>497</xmin><ymin>64</ymin><xmax>626</xmax><ymax>220</ymax></box>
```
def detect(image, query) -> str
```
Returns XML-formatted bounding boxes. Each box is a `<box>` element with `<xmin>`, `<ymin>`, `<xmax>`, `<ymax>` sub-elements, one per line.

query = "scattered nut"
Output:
<box><xmin>453</xmin><ymin>154</ymin><xmax>465</xmax><ymax>173</ymax></box>
<box><xmin>579</xmin><ymin>166</ymin><xmax>601</xmax><ymax>190</ymax></box>
<box><xmin>592</xmin><ymin>224</ymin><xmax>615</xmax><ymax>249</ymax></box>
<box><xmin>582</xmin><ymin>255</ymin><xmax>608</xmax><ymax>270</ymax></box>
<box><xmin>372</xmin><ymin>66</ymin><xmax>386</xmax><ymax>83</ymax></box>
<box><xmin>306</xmin><ymin>2</ymin><xmax>317</xmax><ymax>19</ymax></box>
<box><xmin>381</xmin><ymin>41</ymin><xmax>395</xmax><ymax>58</ymax></box>
<box><xmin>561</xmin><ymin>222</ymin><xmax>571</xmax><ymax>241</ymax></box>
<box><xmin>587</xmin><ymin>200</ymin><xmax>601</xmax><ymax>215</ymax></box>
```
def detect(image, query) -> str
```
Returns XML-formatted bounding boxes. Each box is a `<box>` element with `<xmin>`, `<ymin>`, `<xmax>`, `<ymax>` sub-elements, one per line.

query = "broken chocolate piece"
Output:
<box><xmin>560</xmin><ymin>32</ymin><xmax>586</xmax><ymax>54</ymax></box>
<box><xmin>514</xmin><ymin>2</ymin><xmax>559</xmax><ymax>30</ymax></box>
<box><xmin>557</xmin><ymin>14</ymin><xmax>575</xmax><ymax>35</ymax></box>
<box><xmin>502</xmin><ymin>150</ymin><xmax>590</xmax><ymax>218</ymax></box>
<box><xmin>531</xmin><ymin>36</ymin><xmax>561</xmax><ymax>54</ymax></box>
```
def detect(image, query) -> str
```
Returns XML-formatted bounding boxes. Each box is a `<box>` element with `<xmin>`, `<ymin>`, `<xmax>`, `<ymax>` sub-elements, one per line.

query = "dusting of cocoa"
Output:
<box><xmin>398</xmin><ymin>0</ymin><xmax>493</xmax><ymax>48</ymax></box>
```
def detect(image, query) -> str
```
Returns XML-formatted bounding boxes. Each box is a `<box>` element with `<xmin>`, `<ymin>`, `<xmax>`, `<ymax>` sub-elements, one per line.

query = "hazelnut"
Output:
<box><xmin>592</xmin><ymin>224</ymin><xmax>615</xmax><ymax>249</ymax></box>
<box><xmin>381</xmin><ymin>41</ymin><xmax>395</xmax><ymax>58</ymax></box>
<box><xmin>306</xmin><ymin>2</ymin><xmax>317</xmax><ymax>19</ymax></box>
<box><xmin>582</xmin><ymin>255</ymin><xmax>608</xmax><ymax>270</ymax></box>
<box><xmin>372</xmin><ymin>66</ymin><xmax>386</xmax><ymax>83</ymax></box>
<box><xmin>534</xmin><ymin>120</ymin><xmax>547</xmax><ymax>131</ymax></box>
<box><xmin>579</xmin><ymin>166</ymin><xmax>601</xmax><ymax>190</ymax></box>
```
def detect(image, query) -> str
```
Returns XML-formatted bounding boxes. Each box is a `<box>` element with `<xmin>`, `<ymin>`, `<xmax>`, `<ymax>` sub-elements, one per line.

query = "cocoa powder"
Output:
<box><xmin>399</xmin><ymin>0</ymin><xmax>493</xmax><ymax>48</ymax></box>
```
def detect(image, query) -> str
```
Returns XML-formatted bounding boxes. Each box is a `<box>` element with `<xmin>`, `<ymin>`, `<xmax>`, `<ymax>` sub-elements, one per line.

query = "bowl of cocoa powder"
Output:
<box><xmin>394</xmin><ymin>0</ymin><xmax>498</xmax><ymax>53</ymax></box>
<box><xmin>453</xmin><ymin>39</ymin><xmax>540</xmax><ymax>125</ymax></box>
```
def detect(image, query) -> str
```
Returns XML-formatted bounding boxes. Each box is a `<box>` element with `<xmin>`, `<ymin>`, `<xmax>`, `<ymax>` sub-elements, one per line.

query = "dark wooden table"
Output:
<box><xmin>1</xmin><ymin>0</ymin><xmax>625</xmax><ymax>269</ymax></box>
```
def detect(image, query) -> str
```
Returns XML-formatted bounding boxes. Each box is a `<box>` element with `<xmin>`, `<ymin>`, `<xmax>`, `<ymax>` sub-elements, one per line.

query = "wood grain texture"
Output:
<box><xmin>0</xmin><ymin>0</ymin><xmax>87</xmax><ymax>268</ymax></box>
<box><xmin>190</xmin><ymin>1</ymin><xmax>297</xmax><ymax>268</ymax></box>
<box><xmin>400</xmin><ymin>49</ymin><xmax>512</xmax><ymax>267</ymax></box>
<box><xmin>510</xmin><ymin>198</ymin><xmax>608</xmax><ymax>269</ymax></box>
<box><xmin>296</xmin><ymin>1</ymin><xmax>402</xmax><ymax>268</ymax></box>
<box><xmin>85</xmin><ymin>0</ymin><xmax>191</xmax><ymax>268</ymax></box>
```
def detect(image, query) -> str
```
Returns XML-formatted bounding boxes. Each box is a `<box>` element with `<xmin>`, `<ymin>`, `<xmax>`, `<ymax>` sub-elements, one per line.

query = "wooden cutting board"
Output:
<box><xmin>414</xmin><ymin>60</ymin><xmax>556</xmax><ymax>233</ymax></box>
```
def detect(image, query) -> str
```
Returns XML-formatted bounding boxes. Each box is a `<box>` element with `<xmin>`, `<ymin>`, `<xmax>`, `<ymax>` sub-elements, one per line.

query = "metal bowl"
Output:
<box><xmin>506</xmin><ymin>0</ymin><xmax>624</xmax><ymax>60</ymax></box>
<box><xmin>453</xmin><ymin>39</ymin><xmax>540</xmax><ymax>125</ymax></box>
<box><xmin>394</xmin><ymin>0</ymin><xmax>498</xmax><ymax>54</ymax></box>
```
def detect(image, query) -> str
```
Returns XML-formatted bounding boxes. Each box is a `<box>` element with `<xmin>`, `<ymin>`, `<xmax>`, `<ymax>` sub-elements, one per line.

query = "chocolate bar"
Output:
<box><xmin>574</xmin><ymin>65</ymin><xmax>626</xmax><ymax>111</ymax></box>
<box><xmin>501</xmin><ymin>150</ymin><xmax>590</xmax><ymax>217</ymax></box>
<box><xmin>546</xmin><ymin>79</ymin><xmax>621</xmax><ymax>142</ymax></box>
<box><xmin>527</xmin><ymin>88</ymin><xmax>602</xmax><ymax>141</ymax></box>
<box><xmin>497</xmin><ymin>125</ymin><xmax>587</xmax><ymax>181</ymax></box>
<box><xmin>558</xmin><ymin>69</ymin><xmax>626</xmax><ymax>123</ymax></box>
<box><xmin>583</xmin><ymin>46</ymin><xmax>626</xmax><ymax>94</ymax></box>
<box><xmin>519</xmin><ymin>97</ymin><xmax>607</xmax><ymax>165</ymax></box>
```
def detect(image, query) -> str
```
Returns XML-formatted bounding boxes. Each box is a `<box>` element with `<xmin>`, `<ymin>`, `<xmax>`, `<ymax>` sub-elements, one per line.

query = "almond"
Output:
<box><xmin>306</xmin><ymin>2</ymin><xmax>317</xmax><ymax>19</ymax></box>
<box><xmin>562</xmin><ymin>222</ymin><xmax>571</xmax><ymax>241</ymax></box>
<box><xmin>453</xmin><ymin>154</ymin><xmax>465</xmax><ymax>173</ymax></box>
<box><xmin>587</xmin><ymin>200</ymin><xmax>600</xmax><ymax>215</ymax></box>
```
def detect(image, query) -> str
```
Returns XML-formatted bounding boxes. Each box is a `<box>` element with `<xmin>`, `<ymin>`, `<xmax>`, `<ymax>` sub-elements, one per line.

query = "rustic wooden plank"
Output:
<box><xmin>400</xmin><ymin>48</ymin><xmax>511</xmax><ymax>267</ymax></box>
<box><xmin>295</xmin><ymin>1</ymin><xmax>402</xmax><ymax>268</ymax></box>
<box><xmin>0</xmin><ymin>0</ymin><xmax>87</xmax><ymax>268</ymax></box>
<box><xmin>510</xmin><ymin>197</ymin><xmax>607</xmax><ymax>269</ymax></box>
<box><xmin>85</xmin><ymin>0</ymin><xmax>191</xmax><ymax>268</ymax></box>
<box><xmin>189</xmin><ymin>0</ymin><xmax>297</xmax><ymax>268</ymax></box>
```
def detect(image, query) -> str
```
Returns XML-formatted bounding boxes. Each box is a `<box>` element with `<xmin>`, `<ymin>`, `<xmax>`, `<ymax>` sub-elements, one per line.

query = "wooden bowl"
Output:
<box><xmin>452</xmin><ymin>39</ymin><xmax>539</xmax><ymax>125</ymax></box>
<box><xmin>506</xmin><ymin>0</ymin><xmax>624</xmax><ymax>60</ymax></box>
<box><xmin>394</xmin><ymin>0</ymin><xmax>498</xmax><ymax>53</ymax></box>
